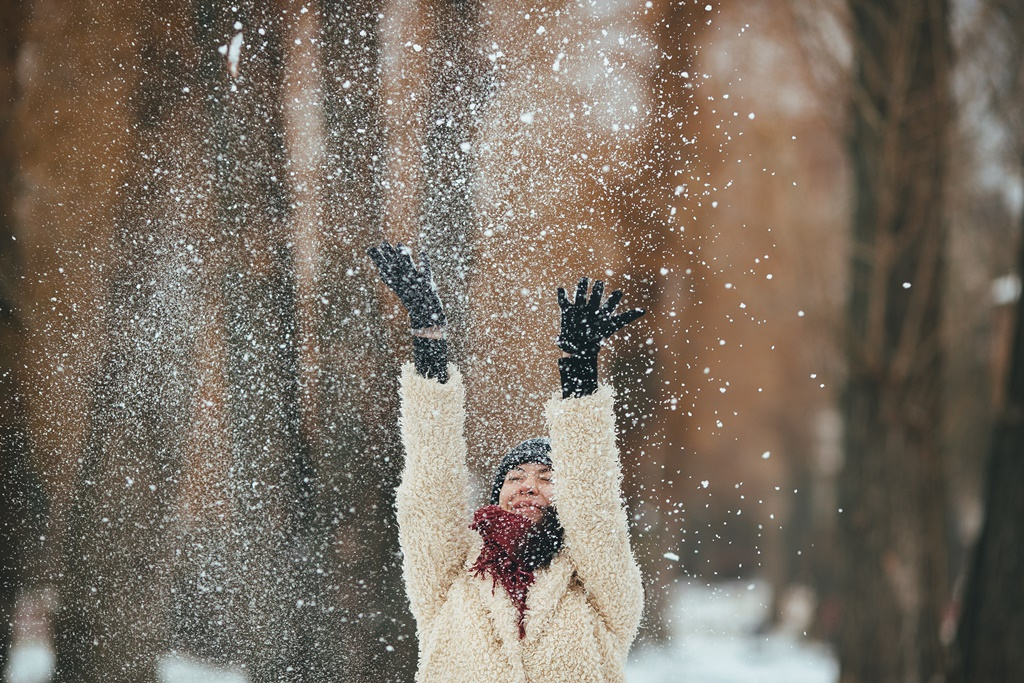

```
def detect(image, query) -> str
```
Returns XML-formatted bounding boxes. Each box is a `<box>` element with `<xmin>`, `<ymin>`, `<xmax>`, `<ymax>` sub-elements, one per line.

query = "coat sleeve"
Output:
<box><xmin>395</xmin><ymin>362</ymin><xmax>472</xmax><ymax>627</ymax></box>
<box><xmin>544</xmin><ymin>383</ymin><xmax>644</xmax><ymax>652</ymax></box>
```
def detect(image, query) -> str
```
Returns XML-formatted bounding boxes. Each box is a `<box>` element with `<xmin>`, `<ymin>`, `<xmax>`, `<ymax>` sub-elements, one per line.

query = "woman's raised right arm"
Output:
<box><xmin>368</xmin><ymin>240</ymin><xmax>470</xmax><ymax>625</ymax></box>
<box><xmin>394</xmin><ymin>362</ymin><xmax>471</xmax><ymax>625</ymax></box>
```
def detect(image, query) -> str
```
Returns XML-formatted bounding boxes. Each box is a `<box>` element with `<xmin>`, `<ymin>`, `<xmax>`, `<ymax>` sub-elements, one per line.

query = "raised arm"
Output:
<box><xmin>368</xmin><ymin>241</ymin><xmax>471</xmax><ymax>625</ymax></box>
<box><xmin>395</xmin><ymin>363</ymin><xmax>471</xmax><ymax>626</ymax></box>
<box><xmin>545</xmin><ymin>387</ymin><xmax>642</xmax><ymax>652</ymax></box>
<box><xmin>548</xmin><ymin>278</ymin><xmax>645</xmax><ymax>651</ymax></box>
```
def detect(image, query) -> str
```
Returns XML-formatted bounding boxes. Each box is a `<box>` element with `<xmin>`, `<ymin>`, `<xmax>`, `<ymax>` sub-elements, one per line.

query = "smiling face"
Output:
<box><xmin>498</xmin><ymin>462</ymin><xmax>554</xmax><ymax>524</ymax></box>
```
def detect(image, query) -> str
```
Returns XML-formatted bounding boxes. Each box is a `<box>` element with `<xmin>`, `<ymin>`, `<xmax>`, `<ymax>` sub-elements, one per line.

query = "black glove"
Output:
<box><xmin>557</xmin><ymin>277</ymin><xmax>645</xmax><ymax>357</ymax></box>
<box><xmin>556</xmin><ymin>278</ymin><xmax>645</xmax><ymax>399</ymax></box>
<box><xmin>368</xmin><ymin>241</ymin><xmax>449</xmax><ymax>383</ymax></box>
<box><xmin>367</xmin><ymin>241</ymin><xmax>446</xmax><ymax>330</ymax></box>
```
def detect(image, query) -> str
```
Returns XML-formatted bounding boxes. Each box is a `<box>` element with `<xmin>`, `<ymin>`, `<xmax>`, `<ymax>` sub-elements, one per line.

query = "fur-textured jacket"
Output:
<box><xmin>395</xmin><ymin>363</ymin><xmax>644</xmax><ymax>683</ymax></box>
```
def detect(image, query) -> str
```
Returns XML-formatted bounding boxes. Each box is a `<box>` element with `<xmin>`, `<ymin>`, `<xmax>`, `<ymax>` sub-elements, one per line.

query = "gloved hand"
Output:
<box><xmin>367</xmin><ymin>241</ymin><xmax>446</xmax><ymax>330</ymax></box>
<box><xmin>556</xmin><ymin>277</ymin><xmax>645</xmax><ymax>357</ymax></box>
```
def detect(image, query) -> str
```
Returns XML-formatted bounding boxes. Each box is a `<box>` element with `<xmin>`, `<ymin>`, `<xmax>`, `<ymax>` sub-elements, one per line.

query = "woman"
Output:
<box><xmin>368</xmin><ymin>241</ymin><xmax>645</xmax><ymax>683</ymax></box>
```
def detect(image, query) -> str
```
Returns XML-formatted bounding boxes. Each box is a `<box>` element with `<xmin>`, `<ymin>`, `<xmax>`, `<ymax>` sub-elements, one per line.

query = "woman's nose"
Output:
<box><xmin>517</xmin><ymin>478</ymin><xmax>536</xmax><ymax>494</ymax></box>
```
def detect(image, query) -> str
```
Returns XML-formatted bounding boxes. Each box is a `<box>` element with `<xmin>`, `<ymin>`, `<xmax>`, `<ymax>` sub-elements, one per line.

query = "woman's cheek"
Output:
<box><xmin>540</xmin><ymin>484</ymin><xmax>554</xmax><ymax>504</ymax></box>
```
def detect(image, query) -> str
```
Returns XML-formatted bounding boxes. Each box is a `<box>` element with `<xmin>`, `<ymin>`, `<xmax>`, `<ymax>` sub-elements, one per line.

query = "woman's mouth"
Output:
<box><xmin>510</xmin><ymin>502</ymin><xmax>544</xmax><ymax>520</ymax></box>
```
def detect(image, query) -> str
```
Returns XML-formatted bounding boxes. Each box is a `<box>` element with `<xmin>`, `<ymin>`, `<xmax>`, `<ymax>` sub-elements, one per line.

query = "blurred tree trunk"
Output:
<box><xmin>949</xmin><ymin>162</ymin><xmax>1024</xmax><ymax>682</ymax></box>
<box><xmin>420</xmin><ymin>0</ymin><xmax>489</xmax><ymax>358</ymax></box>
<box><xmin>1</xmin><ymin>2</ymin><xmax>44</xmax><ymax>676</ymax></box>
<box><xmin>612</xmin><ymin>0</ymin><xmax>713</xmax><ymax>645</ymax></box>
<box><xmin>192</xmin><ymin>2</ymin><xmax>319</xmax><ymax>680</ymax></box>
<box><xmin>312</xmin><ymin>0</ymin><xmax>415</xmax><ymax>679</ymax></box>
<box><xmin>838</xmin><ymin>1</ymin><xmax>952</xmax><ymax>681</ymax></box>
<box><xmin>52</xmin><ymin>3</ymin><xmax>204</xmax><ymax>681</ymax></box>
<box><xmin>161</xmin><ymin>1</ymin><xmax>412</xmax><ymax>678</ymax></box>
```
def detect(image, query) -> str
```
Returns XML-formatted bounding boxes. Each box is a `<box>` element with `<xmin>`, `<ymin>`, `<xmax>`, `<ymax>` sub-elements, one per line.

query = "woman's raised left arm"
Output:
<box><xmin>545</xmin><ymin>383</ymin><xmax>643</xmax><ymax>653</ymax></box>
<box><xmin>545</xmin><ymin>278</ymin><xmax>645</xmax><ymax>652</ymax></box>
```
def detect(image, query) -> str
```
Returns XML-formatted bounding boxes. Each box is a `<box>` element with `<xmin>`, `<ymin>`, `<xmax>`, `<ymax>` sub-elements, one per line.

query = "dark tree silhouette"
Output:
<box><xmin>190</xmin><ymin>1</ymin><xmax>318</xmax><ymax>680</ymax></box>
<box><xmin>420</xmin><ymin>0</ymin><xmax>490</xmax><ymax>360</ymax></box>
<box><xmin>951</xmin><ymin>206</ymin><xmax>1024</xmax><ymax>681</ymax></box>
<box><xmin>951</xmin><ymin>5</ymin><xmax>1024</xmax><ymax>679</ymax></box>
<box><xmin>0</xmin><ymin>0</ymin><xmax>34</xmax><ymax>676</ymax></box>
<box><xmin>838</xmin><ymin>1</ymin><xmax>952</xmax><ymax>682</ymax></box>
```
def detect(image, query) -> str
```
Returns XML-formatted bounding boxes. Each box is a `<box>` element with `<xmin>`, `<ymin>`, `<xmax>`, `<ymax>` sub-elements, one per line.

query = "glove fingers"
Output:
<box><xmin>599</xmin><ymin>289</ymin><xmax>623</xmax><ymax>314</ymax></box>
<box><xmin>420</xmin><ymin>252</ymin><xmax>434</xmax><ymax>281</ymax></box>
<box><xmin>557</xmin><ymin>287</ymin><xmax>570</xmax><ymax>310</ymax></box>
<box><xmin>368</xmin><ymin>246</ymin><xmax>396</xmax><ymax>283</ymax></box>
<box><xmin>380</xmin><ymin>242</ymin><xmax>402</xmax><ymax>278</ymax></box>
<box><xmin>609</xmin><ymin>307</ymin><xmax>646</xmax><ymax>334</ymax></box>
<box><xmin>395</xmin><ymin>243</ymin><xmax>417</xmax><ymax>279</ymax></box>
<box><xmin>588</xmin><ymin>280</ymin><xmax>604</xmax><ymax>309</ymax></box>
<box><xmin>368</xmin><ymin>242</ymin><xmax>394</xmax><ymax>264</ymax></box>
<box><xmin>574</xmin><ymin>277</ymin><xmax>589</xmax><ymax>306</ymax></box>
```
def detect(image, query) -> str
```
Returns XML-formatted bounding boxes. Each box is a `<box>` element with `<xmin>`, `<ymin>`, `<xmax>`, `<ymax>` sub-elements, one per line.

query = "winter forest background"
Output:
<box><xmin>1</xmin><ymin>0</ymin><xmax>1023</xmax><ymax>681</ymax></box>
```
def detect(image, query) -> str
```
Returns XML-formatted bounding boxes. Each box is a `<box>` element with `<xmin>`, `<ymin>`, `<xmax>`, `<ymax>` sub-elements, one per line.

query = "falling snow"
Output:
<box><xmin>8</xmin><ymin>0</ymin><xmax>1010</xmax><ymax>680</ymax></box>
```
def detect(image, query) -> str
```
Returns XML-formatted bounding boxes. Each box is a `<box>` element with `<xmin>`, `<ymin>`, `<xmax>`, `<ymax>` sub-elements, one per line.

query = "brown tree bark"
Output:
<box><xmin>838</xmin><ymin>1</ymin><xmax>952</xmax><ymax>681</ymax></box>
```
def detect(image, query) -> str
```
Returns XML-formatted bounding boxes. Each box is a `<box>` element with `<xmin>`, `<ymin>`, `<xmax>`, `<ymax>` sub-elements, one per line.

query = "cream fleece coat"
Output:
<box><xmin>395</xmin><ymin>363</ymin><xmax>644</xmax><ymax>683</ymax></box>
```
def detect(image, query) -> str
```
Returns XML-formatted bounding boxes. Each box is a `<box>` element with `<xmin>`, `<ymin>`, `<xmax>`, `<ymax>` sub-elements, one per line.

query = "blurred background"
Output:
<box><xmin>1</xmin><ymin>0</ymin><xmax>1022</xmax><ymax>682</ymax></box>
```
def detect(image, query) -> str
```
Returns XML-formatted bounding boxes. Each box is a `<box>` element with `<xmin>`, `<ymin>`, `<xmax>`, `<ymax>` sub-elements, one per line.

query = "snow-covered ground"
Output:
<box><xmin>5</xmin><ymin>648</ymin><xmax>249</xmax><ymax>683</ymax></box>
<box><xmin>157</xmin><ymin>655</ymin><xmax>248</xmax><ymax>683</ymax></box>
<box><xmin>626</xmin><ymin>579</ymin><xmax>838</xmax><ymax>683</ymax></box>
<box><xmin>7</xmin><ymin>579</ymin><xmax>837</xmax><ymax>683</ymax></box>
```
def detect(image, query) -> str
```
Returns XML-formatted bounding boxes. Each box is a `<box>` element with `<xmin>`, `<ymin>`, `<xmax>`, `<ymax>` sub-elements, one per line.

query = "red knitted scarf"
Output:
<box><xmin>470</xmin><ymin>505</ymin><xmax>536</xmax><ymax>638</ymax></box>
